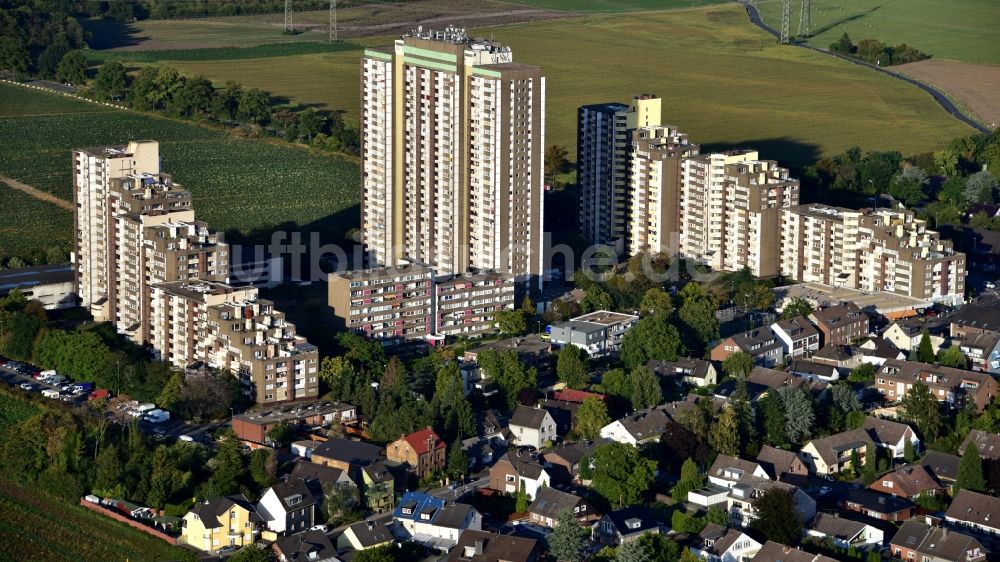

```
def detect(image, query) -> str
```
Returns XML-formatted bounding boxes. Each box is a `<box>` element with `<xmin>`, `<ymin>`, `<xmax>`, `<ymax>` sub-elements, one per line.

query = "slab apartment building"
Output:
<box><xmin>74</xmin><ymin>141</ymin><xmax>318</xmax><ymax>404</ymax></box>
<box><xmin>781</xmin><ymin>204</ymin><xmax>966</xmax><ymax>304</ymax></box>
<box><xmin>359</xmin><ymin>27</ymin><xmax>545</xmax><ymax>288</ymax></box>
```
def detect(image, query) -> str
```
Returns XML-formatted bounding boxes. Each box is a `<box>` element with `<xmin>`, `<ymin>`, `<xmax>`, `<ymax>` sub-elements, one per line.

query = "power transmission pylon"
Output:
<box><xmin>329</xmin><ymin>0</ymin><xmax>337</xmax><ymax>42</ymax></box>
<box><xmin>284</xmin><ymin>0</ymin><xmax>293</xmax><ymax>33</ymax></box>
<box><xmin>780</xmin><ymin>0</ymin><xmax>791</xmax><ymax>44</ymax></box>
<box><xmin>798</xmin><ymin>0</ymin><xmax>811</xmax><ymax>38</ymax></box>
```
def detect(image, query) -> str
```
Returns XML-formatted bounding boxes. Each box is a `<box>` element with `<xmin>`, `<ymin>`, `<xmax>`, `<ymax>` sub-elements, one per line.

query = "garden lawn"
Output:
<box><xmin>755</xmin><ymin>0</ymin><xmax>1000</xmax><ymax>65</ymax></box>
<box><xmin>0</xmin><ymin>83</ymin><xmax>360</xmax><ymax>244</ymax></box>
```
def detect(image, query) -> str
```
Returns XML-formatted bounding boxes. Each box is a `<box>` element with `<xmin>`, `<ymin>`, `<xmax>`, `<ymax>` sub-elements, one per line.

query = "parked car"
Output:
<box><xmin>178</xmin><ymin>435</ymin><xmax>195</xmax><ymax>443</ymax></box>
<box><xmin>41</xmin><ymin>388</ymin><xmax>60</xmax><ymax>399</ymax></box>
<box><xmin>987</xmin><ymin>281</ymin><xmax>997</xmax><ymax>289</ymax></box>
<box><xmin>19</xmin><ymin>383</ymin><xmax>34</xmax><ymax>391</ymax></box>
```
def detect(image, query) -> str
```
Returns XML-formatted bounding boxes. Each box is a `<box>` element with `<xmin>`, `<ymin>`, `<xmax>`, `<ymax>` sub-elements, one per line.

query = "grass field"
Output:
<box><xmin>0</xmin><ymin>187</ymin><xmax>73</xmax><ymax>259</ymax></box>
<box><xmin>0</xmin><ymin>480</ymin><xmax>192</xmax><ymax>562</ymax></box>
<box><xmin>168</xmin><ymin>4</ymin><xmax>974</xmax><ymax>167</ymax></box>
<box><xmin>504</xmin><ymin>0</ymin><xmax>727</xmax><ymax>11</ymax></box>
<box><xmin>92</xmin><ymin>40</ymin><xmax>361</xmax><ymax>63</ymax></box>
<box><xmin>755</xmin><ymin>0</ymin><xmax>1000</xmax><ymax>65</ymax></box>
<box><xmin>0</xmin><ymin>83</ymin><xmax>360</xmax><ymax>246</ymax></box>
<box><xmin>83</xmin><ymin>17</ymin><xmax>325</xmax><ymax>50</ymax></box>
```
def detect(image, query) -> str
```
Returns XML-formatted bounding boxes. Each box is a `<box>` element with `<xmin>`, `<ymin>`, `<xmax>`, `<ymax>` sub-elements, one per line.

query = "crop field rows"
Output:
<box><xmin>0</xmin><ymin>481</ymin><xmax>189</xmax><ymax>562</ymax></box>
<box><xmin>0</xmin><ymin>84</ymin><xmax>361</xmax><ymax>255</ymax></box>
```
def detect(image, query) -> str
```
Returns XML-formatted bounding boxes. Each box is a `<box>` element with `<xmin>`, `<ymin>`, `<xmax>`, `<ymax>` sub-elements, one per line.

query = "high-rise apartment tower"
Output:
<box><xmin>360</xmin><ymin>27</ymin><xmax>545</xmax><ymax>287</ymax></box>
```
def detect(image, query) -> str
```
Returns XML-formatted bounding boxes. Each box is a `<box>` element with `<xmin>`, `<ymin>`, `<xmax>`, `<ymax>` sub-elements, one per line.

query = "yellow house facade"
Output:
<box><xmin>180</xmin><ymin>495</ymin><xmax>259</xmax><ymax>552</ymax></box>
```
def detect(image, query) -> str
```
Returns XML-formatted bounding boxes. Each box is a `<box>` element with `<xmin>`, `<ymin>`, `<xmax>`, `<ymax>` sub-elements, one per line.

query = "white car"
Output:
<box><xmin>178</xmin><ymin>435</ymin><xmax>195</xmax><ymax>442</ymax></box>
<box><xmin>310</xmin><ymin>524</ymin><xmax>328</xmax><ymax>533</ymax></box>
<box><xmin>986</xmin><ymin>281</ymin><xmax>997</xmax><ymax>289</ymax></box>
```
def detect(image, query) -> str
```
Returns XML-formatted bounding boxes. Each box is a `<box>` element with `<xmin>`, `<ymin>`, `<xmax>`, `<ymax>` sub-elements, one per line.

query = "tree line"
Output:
<box><xmin>829</xmin><ymin>33</ymin><xmax>930</xmax><ymax>66</ymax></box>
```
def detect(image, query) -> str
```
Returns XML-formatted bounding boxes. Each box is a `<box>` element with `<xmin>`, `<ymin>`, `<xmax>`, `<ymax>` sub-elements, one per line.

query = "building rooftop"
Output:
<box><xmin>572</xmin><ymin>310</ymin><xmax>639</xmax><ymax>326</ymax></box>
<box><xmin>0</xmin><ymin>264</ymin><xmax>73</xmax><ymax>293</ymax></box>
<box><xmin>775</xmin><ymin>282</ymin><xmax>930</xmax><ymax>315</ymax></box>
<box><xmin>153</xmin><ymin>280</ymin><xmax>244</xmax><ymax>301</ymax></box>
<box><xmin>234</xmin><ymin>400</ymin><xmax>355</xmax><ymax>426</ymax></box>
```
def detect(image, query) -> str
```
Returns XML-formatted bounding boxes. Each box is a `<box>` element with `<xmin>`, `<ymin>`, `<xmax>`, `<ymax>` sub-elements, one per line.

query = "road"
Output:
<box><xmin>738</xmin><ymin>1</ymin><xmax>990</xmax><ymax>134</ymax></box>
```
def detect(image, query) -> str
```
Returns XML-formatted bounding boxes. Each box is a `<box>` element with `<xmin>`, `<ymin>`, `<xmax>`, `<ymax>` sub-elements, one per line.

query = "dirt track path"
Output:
<box><xmin>0</xmin><ymin>174</ymin><xmax>72</xmax><ymax>210</ymax></box>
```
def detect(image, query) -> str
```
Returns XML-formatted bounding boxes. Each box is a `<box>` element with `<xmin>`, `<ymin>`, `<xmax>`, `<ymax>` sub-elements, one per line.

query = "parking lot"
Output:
<box><xmin>0</xmin><ymin>360</ymin><xmax>92</xmax><ymax>406</ymax></box>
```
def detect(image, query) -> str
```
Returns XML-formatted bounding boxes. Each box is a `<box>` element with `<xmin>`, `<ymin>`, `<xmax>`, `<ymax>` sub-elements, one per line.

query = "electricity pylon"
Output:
<box><xmin>798</xmin><ymin>0</ymin><xmax>811</xmax><ymax>38</ymax></box>
<box><xmin>780</xmin><ymin>0</ymin><xmax>791</xmax><ymax>44</ymax></box>
<box><xmin>284</xmin><ymin>0</ymin><xmax>293</xmax><ymax>33</ymax></box>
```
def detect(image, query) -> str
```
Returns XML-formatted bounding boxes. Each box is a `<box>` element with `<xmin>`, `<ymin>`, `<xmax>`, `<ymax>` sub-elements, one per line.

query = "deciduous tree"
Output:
<box><xmin>557</xmin><ymin>345</ymin><xmax>589</xmax><ymax>389</ymax></box>
<box><xmin>899</xmin><ymin>382</ymin><xmax>942</xmax><ymax>439</ymax></box>
<box><xmin>591</xmin><ymin>442</ymin><xmax>656</xmax><ymax>507</ymax></box>
<box><xmin>94</xmin><ymin>61</ymin><xmax>128</xmax><ymax>100</ymax></box>
<box><xmin>751</xmin><ymin>488</ymin><xmax>802</xmax><ymax>545</ymax></box>
<box><xmin>55</xmin><ymin>49</ymin><xmax>87</xmax><ymax>84</ymax></box>
<box><xmin>575</xmin><ymin>396</ymin><xmax>611</xmax><ymax>439</ymax></box>
<box><xmin>620</xmin><ymin>316</ymin><xmax>681</xmax><ymax>370</ymax></box>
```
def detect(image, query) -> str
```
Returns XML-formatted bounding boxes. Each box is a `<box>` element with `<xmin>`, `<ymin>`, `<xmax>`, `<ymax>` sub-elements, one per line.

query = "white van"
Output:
<box><xmin>42</xmin><ymin>388</ymin><xmax>60</xmax><ymax>399</ymax></box>
<box><xmin>143</xmin><ymin>409</ymin><xmax>170</xmax><ymax>423</ymax></box>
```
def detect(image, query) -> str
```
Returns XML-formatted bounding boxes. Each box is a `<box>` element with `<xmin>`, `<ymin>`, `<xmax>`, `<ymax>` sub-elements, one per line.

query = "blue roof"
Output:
<box><xmin>393</xmin><ymin>492</ymin><xmax>444</xmax><ymax>521</ymax></box>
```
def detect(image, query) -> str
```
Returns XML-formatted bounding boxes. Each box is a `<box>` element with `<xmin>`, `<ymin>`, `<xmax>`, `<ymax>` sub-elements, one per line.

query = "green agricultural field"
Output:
<box><xmin>169</xmin><ymin>4</ymin><xmax>973</xmax><ymax>167</ymax></box>
<box><xmin>755</xmin><ymin>0</ymin><xmax>1000</xmax><ymax>65</ymax></box>
<box><xmin>0</xmin><ymin>480</ymin><xmax>193</xmax><ymax>562</ymax></box>
<box><xmin>0</xmin><ymin>187</ymin><xmax>72</xmax><ymax>260</ymax></box>
<box><xmin>92</xmin><ymin>40</ymin><xmax>360</xmax><ymax>63</ymax></box>
<box><xmin>505</xmin><ymin>0</ymin><xmax>727</xmax><ymax>12</ymax></box>
<box><xmin>83</xmin><ymin>17</ymin><xmax>325</xmax><ymax>51</ymax></box>
<box><xmin>0</xmin><ymin>83</ymin><xmax>360</xmax><ymax>247</ymax></box>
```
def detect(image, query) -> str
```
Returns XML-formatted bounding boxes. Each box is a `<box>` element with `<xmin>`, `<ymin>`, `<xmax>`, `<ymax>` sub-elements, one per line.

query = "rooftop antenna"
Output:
<box><xmin>329</xmin><ymin>0</ymin><xmax>337</xmax><ymax>42</ymax></box>
<box><xmin>780</xmin><ymin>0</ymin><xmax>791</xmax><ymax>44</ymax></box>
<box><xmin>798</xmin><ymin>0</ymin><xmax>811</xmax><ymax>38</ymax></box>
<box><xmin>284</xmin><ymin>0</ymin><xmax>293</xmax><ymax>33</ymax></box>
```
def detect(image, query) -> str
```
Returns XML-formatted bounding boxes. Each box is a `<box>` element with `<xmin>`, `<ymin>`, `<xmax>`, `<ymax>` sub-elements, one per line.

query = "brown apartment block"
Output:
<box><xmin>875</xmin><ymin>358</ymin><xmax>997</xmax><ymax>412</ymax></box>
<box><xmin>679</xmin><ymin>152</ymin><xmax>799</xmax><ymax>277</ymax></box>
<box><xmin>150</xmin><ymin>281</ymin><xmax>320</xmax><ymax>404</ymax></box>
<box><xmin>782</xmin><ymin>205</ymin><xmax>965</xmax><ymax>305</ymax></box>
<box><xmin>809</xmin><ymin>303</ymin><xmax>869</xmax><ymax>347</ymax></box>
<box><xmin>360</xmin><ymin>29</ymin><xmax>545</xmax><ymax>288</ymax></box>
<box><xmin>627</xmin><ymin>125</ymin><xmax>699</xmax><ymax>257</ymax></box>
<box><xmin>434</xmin><ymin>271</ymin><xmax>515</xmax><ymax>338</ymax></box>
<box><xmin>328</xmin><ymin>265</ymin><xmax>434</xmax><ymax>343</ymax></box>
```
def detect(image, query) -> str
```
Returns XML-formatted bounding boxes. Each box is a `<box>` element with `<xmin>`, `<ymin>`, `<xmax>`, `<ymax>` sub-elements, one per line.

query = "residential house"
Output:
<box><xmin>882</xmin><ymin>317</ymin><xmax>949</xmax><ymax>354</ymax></box>
<box><xmin>550</xmin><ymin>388</ymin><xmax>608</xmax><ymax>404</ymax></box>
<box><xmin>541</xmin><ymin>399</ymin><xmax>580</xmax><ymax>437</ymax></box>
<box><xmin>362</xmin><ymin>461</ymin><xmax>396</xmax><ymax>514</ymax></box>
<box><xmin>921</xmin><ymin>451</ymin><xmax>961</xmax><ymax>485</ymax></box>
<box><xmin>788</xmin><ymin>359</ymin><xmax>841</xmax><ymax>383</ymax></box>
<box><xmin>799</xmin><ymin>428</ymin><xmax>873</xmax><ymax>475</ymax></box>
<box><xmin>387</xmin><ymin>427</ymin><xmax>446</xmax><ymax>478</ymax></box>
<box><xmin>960</xmin><ymin>429</ymin><xmax>1000</xmax><ymax>460</ymax></box>
<box><xmin>489</xmin><ymin>451</ymin><xmax>551</xmax><ymax>499</ymax></box>
<box><xmin>864</xmin><ymin>416</ymin><xmax>921</xmax><ymax>460</ymax></box>
<box><xmin>842</xmin><ymin>489</ymin><xmax>916</xmax><ymax>522</ymax></box>
<box><xmin>891</xmin><ymin>519</ymin><xmax>987</xmax><ymax>562</ymax></box>
<box><xmin>959</xmin><ymin>332</ymin><xmax>1000</xmax><ymax>375</ymax></box>
<box><xmin>800</xmin><ymin>417</ymin><xmax>919</xmax><ymax>474</ymax></box>
<box><xmin>806</xmin><ymin>513</ymin><xmax>884</xmax><ymax>548</ymax></box>
<box><xmin>337</xmin><ymin>519</ymin><xmax>394</xmax><ymax>552</ymax></box>
<box><xmin>310</xmin><ymin>437</ymin><xmax>382</xmax><ymax>474</ymax></box>
<box><xmin>727</xmin><ymin>475</ymin><xmax>816</xmax><ymax>529</ymax></box>
<box><xmin>751</xmin><ymin>541</ymin><xmax>839</xmax><ymax>562</ymax></box>
<box><xmin>869</xmin><ymin>465</ymin><xmax>943</xmax><ymax>500</ymax></box>
<box><xmin>231</xmin><ymin>400</ymin><xmax>357</xmax><ymax>448</ymax></box>
<box><xmin>810</xmin><ymin>303</ymin><xmax>869</xmax><ymax>346</ymax></box>
<box><xmin>446</xmin><ymin>530</ymin><xmax>539</xmax><ymax>562</ymax></box>
<box><xmin>549</xmin><ymin>311</ymin><xmax>639</xmax><ymax>357</ymax></box>
<box><xmin>287</xmin><ymin>460</ymin><xmax>358</xmax><ymax>517</ymax></box>
<box><xmin>710</xmin><ymin>327</ymin><xmax>784</xmax><ymax>368</ymax></box>
<box><xmin>542</xmin><ymin>440</ymin><xmax>603</xmax><ymax>484</ymax></box>
<box><xmin>528</xmin><ymin>486</ymin><xmax>595</xmax><ymax>528</ymax></box>
<box><xmin>875</xmin><ymin>359</ymin><xmax>998</xmax><ymax>412</ymax></box>
<box><xmin>647</xmin><ymin>357</ymin><xmax>719</xmax><ymax>387</ymax></box>
<box><xmin>950</xmin><ymin>298</ymin><xmax>1000</xmax><ymax>341</ymax></box>
<box><xmin>600</xmin><ymin>405</ymin><xmax>671</xmax><ymax>446</ymax></box>
<box><xmin>755</xmin><ymin>445</ymin><xmax>808</xmax><ymax>485</ymax></box>
<box><xmin>771</xmin><ymin>316</ymin><xmax>821</xmax><ymax>359</ymax></box>
<box><xmin>392</xmin><ymin>492</ymin><xmax>481</xmax><ymax>552</ymax></box>
<box><xmin>945</xmin><ymin>490</ymin><xmax>1000</xmax><ymax>539</ymax></box>
<box><xmin>689</xmin><ymin>523</ymin><xmax>762</xmax><ymax>562</ymax></box>
<box><xmin>591</xmin><ymin>506</ymin><xmax>665</xmax><ymax>546</ymax></box>
<box><xmin>273</xmin><ymin>529</ymin><xmax>340</xmax><ymax>562</ymax></box>
<box><xmin>180</xmin><ymin>494</ymin><xmax>260</xmax><ymax>552</ymax></box>
<box><xmin>257</xmin><ymin>480</ymin><xmax>316</xmax><ymax>535</ymax></box>
<box><xmin>811</xmin><ymin>344</ymin><xmax>864</xmax><ymax>370</ymax></box>
<box><xmin>509</xmin><ymin>405</ymin><xmax>557</xmax><ymax>450</ymax></box>
<box><xmin>463</xmin><ymin>334</ymin><xmax>552</xmax><ymax>371</ymax></box>
<box><xmin>706</xmin><ymin>455</ymin><xmax>770</xmax><ymax>488</ymax></box>
<box><xmin>461</xmin><ymin>435</ymin><xmax>500</xmax><ymax>471</ymax></box>
<box><xmin>859</xmin><ymin>337</ymin><xmax>908</xmax><ymax>366</ymax></box>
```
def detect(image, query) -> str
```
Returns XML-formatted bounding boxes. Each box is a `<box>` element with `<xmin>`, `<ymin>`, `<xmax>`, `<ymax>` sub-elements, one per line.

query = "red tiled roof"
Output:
<box><xmin>403</xmin><ymin>427</ymin><xmax>444</xmax><ymax>455</ymax></box>
<box><xmin>551</xmin><ymin>389</ymin><xmax>607</xmax><ymax>403</ymax></box>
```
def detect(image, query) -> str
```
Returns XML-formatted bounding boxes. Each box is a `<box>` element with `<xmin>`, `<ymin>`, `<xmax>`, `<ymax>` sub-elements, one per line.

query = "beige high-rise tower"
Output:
<box><xmin>360</xmin><ymin>27</ymin><xmax>545</xmax><ymax>287</ymax></box>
